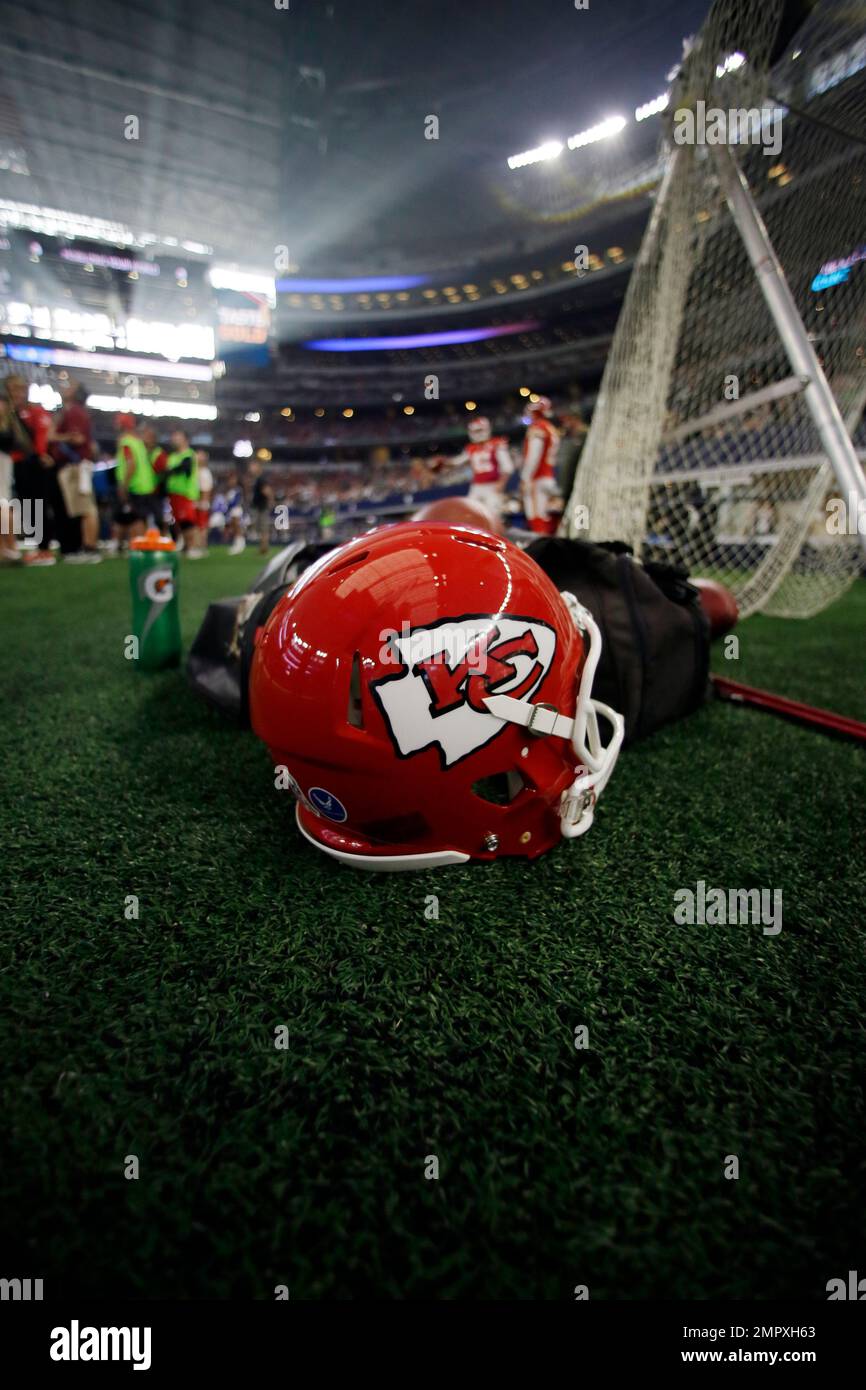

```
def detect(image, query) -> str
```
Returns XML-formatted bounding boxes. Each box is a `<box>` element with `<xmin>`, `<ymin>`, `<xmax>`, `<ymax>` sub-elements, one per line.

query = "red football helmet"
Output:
<box><xmin>526</xmin><ymin>395</ymin><xmax>553</xmax><ymax>419</ymax></box>
<box><xmin>467</xmin><ymin>415</ymin><xmax>492</xmax><ymax>442</ymax></box>
<box><xmin>250</xmin><ymin>522</ymin><xmax>623</xmax><ymax>870</ymax></box>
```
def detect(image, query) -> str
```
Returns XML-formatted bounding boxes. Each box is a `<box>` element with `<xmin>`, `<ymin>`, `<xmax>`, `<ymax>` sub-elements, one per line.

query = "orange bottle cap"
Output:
<box><xmin>130</xmin><ymin>527</ymin><xmax>176</xmax><ymax>552</ymax></box>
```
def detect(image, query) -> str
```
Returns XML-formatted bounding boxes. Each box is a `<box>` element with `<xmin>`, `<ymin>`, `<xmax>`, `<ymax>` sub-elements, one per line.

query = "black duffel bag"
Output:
<box><xmin>525</xmin><ymin>536</ymin><xmax>711</xmax><ymax>743</ymax></box>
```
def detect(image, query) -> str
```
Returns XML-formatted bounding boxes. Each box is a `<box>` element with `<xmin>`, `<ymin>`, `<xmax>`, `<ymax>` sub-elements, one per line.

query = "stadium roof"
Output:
<box><xmin>0</xmin><ymin>0</ymin><xmax>709</xmax><ymax>273</ymax></box>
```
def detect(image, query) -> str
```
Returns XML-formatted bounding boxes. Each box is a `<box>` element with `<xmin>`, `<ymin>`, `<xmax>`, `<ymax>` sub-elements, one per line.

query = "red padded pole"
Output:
<box><xmin>712</xmin><ymin>675</ymin><xmax>866</xmax><ymax>744</ymax></box>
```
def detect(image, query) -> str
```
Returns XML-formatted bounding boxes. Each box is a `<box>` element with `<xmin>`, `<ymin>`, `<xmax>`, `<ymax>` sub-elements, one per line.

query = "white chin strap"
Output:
<box><xmin>483</xmin><ymin>592</ymin><xmax>625</xmax><ymax>839</ymax></box>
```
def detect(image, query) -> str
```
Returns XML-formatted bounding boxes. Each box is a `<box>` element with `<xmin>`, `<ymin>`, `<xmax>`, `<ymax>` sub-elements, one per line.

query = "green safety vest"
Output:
<box><xmin>117</xmin><ymin>433</ymin><xmax>156</xmax><ymax>495</ymax></box>
<box><xmin>165</xmin><ymin>447</ymin><xmax>199</xmax><ymax>501</ymax></box>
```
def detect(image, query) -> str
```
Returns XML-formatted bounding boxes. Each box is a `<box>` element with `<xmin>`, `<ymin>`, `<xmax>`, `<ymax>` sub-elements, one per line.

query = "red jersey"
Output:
<box><xmin>54</xmin><ymin>402</ymin><xmax>94</xmax><ymax>460</ymax></box>
<box><xmin>453</xmin><ymin>436</ymin><xmax>513</xmax><ymax>486</ymax></box>
<box><xmin>10</xmin><ymin>403</ymin><xmax>51</xmax><ymax>460</ymax></box>
<box><xmin>522</xmin><ymin>418</ymin><xmax>559</xmax><ymax>483</ymax></box>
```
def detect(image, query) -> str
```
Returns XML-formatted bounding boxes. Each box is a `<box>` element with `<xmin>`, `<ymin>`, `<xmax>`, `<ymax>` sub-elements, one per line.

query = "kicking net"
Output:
<box><xmin>564</xmin><ymin>0</ymin><xmax>866</xmax><ymax>617</ymax></box>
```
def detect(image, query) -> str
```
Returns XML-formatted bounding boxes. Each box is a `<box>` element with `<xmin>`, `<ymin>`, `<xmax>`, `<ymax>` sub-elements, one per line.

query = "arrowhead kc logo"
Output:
<box><xmin>372</xmin><ymin>613</ymin><xmax>557</xmax><ymax>767</ymax></box>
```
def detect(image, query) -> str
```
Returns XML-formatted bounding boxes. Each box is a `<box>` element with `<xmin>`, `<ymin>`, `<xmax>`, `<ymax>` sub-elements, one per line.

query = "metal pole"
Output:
<box><xmin>712</xmin><ymin>142</ymin><xmax>866</xmax><ymax>557</ymax></box>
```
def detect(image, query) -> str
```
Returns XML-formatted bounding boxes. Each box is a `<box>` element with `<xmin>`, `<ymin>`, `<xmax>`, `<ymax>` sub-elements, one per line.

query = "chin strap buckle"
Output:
<box><xmin>526</xmin><ymin>701</ymin><xmax>559</xmax><ymax>737</ymax></box>
<box><xmin>483</xmin><ymin>693</ymin><xmax>574</xmax><ymax>741</ymax></box>
<box><xmin>560</xmin><ymin>781</ymin><xmax>596</xmax><ymax>838</ymax></box>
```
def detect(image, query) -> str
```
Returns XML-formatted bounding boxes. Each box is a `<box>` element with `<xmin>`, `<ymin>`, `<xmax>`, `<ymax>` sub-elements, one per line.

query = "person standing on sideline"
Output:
<box><xmin>114</xmin><ymin>414</ymin><xmax>158</xmax><ymax>546</ymax></box>
<box><xmin>195</xmin><ymin>449</ymin><xmax>213</xmax><ymax>550</ymax></box>
<box><xmin>521</xmin><ymin>395</ymin><xmax>563</xmax><ymax>535</ymax></box>
<box><xmin>141</xmin><ymin>424</ymin><xmax>170</xmax><ymax>531</ymax></box>
<box><xmin>0</xmin><ymin>375</ymin><xmax>58</xmax><ymax>565</ymax></box>
<box><xmin>0</xmin><ymin>438</ymin><xmax>18</xmax><ymax>563</ymax></box>
<box><xmin>165</xmin><ymin>428</ymin><xmax>203</xmax><ymax>556</ymax></box>
<box><xmin>51</xmin><ymin>379</ymin><xmax>100</xmax><ymax>562</ymax></box>
<box><xmin>224</xmin><ymin>469</ymin><xmax>246</xmax><ymax>555</ymax></box>
<box><xmin>141</xmin><ymin>424</ymin><xmax>169</xmax><ymax>480</ymax></box>
<box><xmin>556</xmin><ymin>410</ymin><xmax>588</xmax><ymax>513</ymax></box>
<box><xmin>249</xmin><ymin>460</ymin><xmax>273</xmax><ymax>555</ymax></box>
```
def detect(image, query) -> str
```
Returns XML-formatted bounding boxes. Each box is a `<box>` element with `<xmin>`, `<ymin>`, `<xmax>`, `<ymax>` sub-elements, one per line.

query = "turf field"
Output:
<box><xmin>2</xmin><ymin>550</ymin><xmax>864</xmax><ymax>1301</ymax></box>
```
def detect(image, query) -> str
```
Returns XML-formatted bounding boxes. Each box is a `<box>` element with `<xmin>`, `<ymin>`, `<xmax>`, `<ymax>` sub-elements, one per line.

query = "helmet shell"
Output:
<box><xmin>250</xmin><ymin>523</ymin><xmax>585</xmax><ymax>865</ymax></box>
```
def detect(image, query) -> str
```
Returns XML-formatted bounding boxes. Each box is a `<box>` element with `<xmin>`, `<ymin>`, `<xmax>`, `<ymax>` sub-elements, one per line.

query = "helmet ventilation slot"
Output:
<box><xmin>452</xmin><ymin>532</ymin><xmax>501</xmax><ymax>552</ymax></box>
<box><xmin>327</xmin><ymin>549</ymin><xmax>369</xmax><ymax>576</ymax></box>
<box><xmin>347</xmin><ymin>650</ymin><xmax>364</xmax><ymax>727</ymax></box>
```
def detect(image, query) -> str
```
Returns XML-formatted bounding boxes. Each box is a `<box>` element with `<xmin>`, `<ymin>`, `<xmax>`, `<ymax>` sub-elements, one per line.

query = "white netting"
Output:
<box><xmin>564</xmin><ymin>0</ymin><xmax>866</xmax><ymax>617</ymax></box>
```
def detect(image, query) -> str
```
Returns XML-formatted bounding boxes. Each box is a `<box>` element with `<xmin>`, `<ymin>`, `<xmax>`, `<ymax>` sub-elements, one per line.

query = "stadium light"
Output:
<box><xmin>4</xmin><ymin>344</ymin><xmax>213</xmax><ymax>381</ymax></box>
<box><xmin>29</xmin><ymin>382</ymin><xmax>62</xmax><ymax>409</ymax></box>
<box><xmin>635</xmin><ymin>93</ymin><xmax>669</xmax><ymax>121</ymax></box>
<box><xmin>208</xmin><ymin>267</ymin><xmax>277</xmax><ymax>306</ymax></box>
<box><xmin>566</xmin><ymin>115</ymin><xmax>627</xmax><ymax>150</ymax></box>
<box><xmin>0</xmin><ymin>200</ymin><xmax>138</xmax><ymax>244</ymax></box>
<box><xmin>278</xmin><ymin>273</ymin><xmax>428</xmax><ymax>293</ymax></box>
<box><xmin>304</xmin><ymin>322</ymin><xmax>539</xmax><ymax>351</ymax></box>
<box><xmin>1</xmin><ymin>303</ymin><xmax>215</xmax><ymax>360</ymax></box>
<box><xmin>506</xmin><ymin>140</ymin><xmax>563</xmax><ymax>171</ymax></box>
<box><xmin>277</xmin><ymin>275</ymin><xmax>427</xmax><ymax>293</ymax></box>
<box><xmin>0</xmin><ymin>199</ymin><xmax>212</xmax><ymax>254</ymax></box>
<box><xmin>716</xmin><ymin>51</ymin><xmax>746</xmax><ymax>78</ymax></box>
<box><xmin>87</xmin><ymin>394</ymin><xmax>217</xmax><ymax>421</ymax></box>
<box><xmin>121</xmin><ymin>318</ymin><xmax>215</xmax><ymax>362</ymax></box>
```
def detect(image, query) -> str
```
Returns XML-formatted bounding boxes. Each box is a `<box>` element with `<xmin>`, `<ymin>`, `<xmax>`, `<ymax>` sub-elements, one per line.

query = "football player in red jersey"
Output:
<box><xmin>521</xmin><ymin>396</ymin><xmax>563</xmax><ymax>534</ymax></box>
<box><xmin>430</xmin><ymin>415</ymin><xmax>513</xmax><ymax>526</ymax></box>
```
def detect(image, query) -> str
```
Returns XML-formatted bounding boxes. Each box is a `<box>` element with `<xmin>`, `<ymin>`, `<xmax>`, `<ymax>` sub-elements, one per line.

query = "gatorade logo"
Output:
<box><xmin>141</xmin><ymin>569</ymin><xmax>174</xmax><ymax>603</ymax></box>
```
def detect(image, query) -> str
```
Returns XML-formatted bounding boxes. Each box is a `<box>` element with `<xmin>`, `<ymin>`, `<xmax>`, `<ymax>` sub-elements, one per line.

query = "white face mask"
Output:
<box><xmin>483</xmin><ymin>593</ymin><xmax>624</xmax><ymax>839</ymax></box>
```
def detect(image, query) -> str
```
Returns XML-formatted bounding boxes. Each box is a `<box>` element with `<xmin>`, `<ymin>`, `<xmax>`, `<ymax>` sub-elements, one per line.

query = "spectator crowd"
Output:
<box><xmin>1</xmin><ymin>374</ymin><xmax>595</xmax><ymax>565</ymax></box>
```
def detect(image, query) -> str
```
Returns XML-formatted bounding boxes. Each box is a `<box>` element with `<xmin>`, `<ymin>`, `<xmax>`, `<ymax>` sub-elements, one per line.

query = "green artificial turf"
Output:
<box><xmin>1</xmin><ymin>551</ymin><xmax>864</xmax><ymax>1300</ymax></box>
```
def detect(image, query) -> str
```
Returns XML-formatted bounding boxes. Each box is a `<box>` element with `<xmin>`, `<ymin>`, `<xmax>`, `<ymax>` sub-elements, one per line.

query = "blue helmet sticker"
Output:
<box><xmin>308</xmin><ymin>786</ymin><xmax>348</xmax><ymax>822</ymax></box>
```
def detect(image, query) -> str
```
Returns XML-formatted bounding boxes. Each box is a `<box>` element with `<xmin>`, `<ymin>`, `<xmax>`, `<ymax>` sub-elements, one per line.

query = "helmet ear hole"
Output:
<box><xmin>472</xmin><ymin>770</ymin><xmax>527</xmax><ymax>806</ymax></box>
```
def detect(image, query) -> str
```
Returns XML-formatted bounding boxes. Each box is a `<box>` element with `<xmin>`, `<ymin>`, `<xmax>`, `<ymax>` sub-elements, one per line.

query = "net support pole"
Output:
<box><xmin>712</xmin><ymin>141</ymin><xmax>866</xmax><ymax>558</ymax></box>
